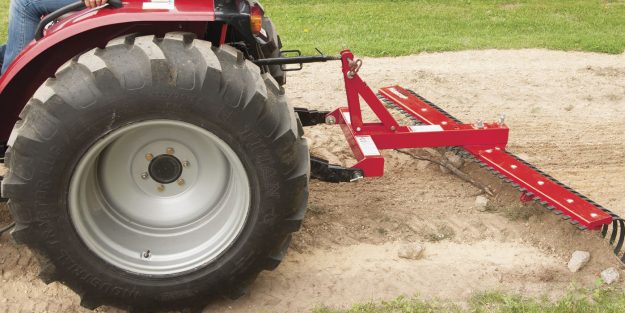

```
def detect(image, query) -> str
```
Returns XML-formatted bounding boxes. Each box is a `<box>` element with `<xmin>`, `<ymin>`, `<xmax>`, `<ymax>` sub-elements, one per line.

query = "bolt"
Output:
<box><xmin>157</xmin><ymin>185</ymin><xmax>165</xmax><ymax>192</ymax></box>
<box><xmin>166</xmin><ymin>147</ymin><xmax>175</xmax><ymax>155</ymax></box>
<box><xmin>141</xmin><ymin>172</ymin><xmax>149</xmax><ymax>180</ymax></box>
<box><xmin>183</xmin><ymin>161</ymin><xmax>191</xmax><ymax>168</ymax></box>
<box><xmin>325</xmin><ymin>116</ymin><xmax>337</xmax><ymax>125</ymax></box>
<box><xmin>145</xmin><ymin>153</ymin><xmax>154</xmax><ymax>161</ymax></box>
<box><xmin>350</xmin><ymin>171</ymin><xmax>364</xmax><ymax>182</ymax></box>
<box><xmin>475</xmin><ymin>119</ymin><xmax>484</xmax><ymax>129</ymax></box>
<box><xmin>390</xmin><ymin>126</ymin><xmax>396</xmax><ymax>131</ymax></box>
<box><xmin>356</xmin><ymin>127</ymin><xmax>362</xmax><ymax>132</ymax></box>
<box><xmin>178</xmin><ymin>179</ymin><xmax>185</xmax><ymax>186</ymax></box>
<box><xmin>499</xmin><ymin>113</ymin><xmax>506</xmax><ymax>125</ymax></box>
<box><xmin>142</xmin><ymin>250</ymin><xmax>151</xmax><ymax>259</ymax></box>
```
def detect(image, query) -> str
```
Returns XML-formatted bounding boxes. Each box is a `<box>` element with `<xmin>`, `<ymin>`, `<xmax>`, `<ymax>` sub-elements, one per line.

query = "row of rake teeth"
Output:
<box><xmin>376</xmin><ymin>91</ymin><xmax>625</xmax><ymax>263</ymax></box>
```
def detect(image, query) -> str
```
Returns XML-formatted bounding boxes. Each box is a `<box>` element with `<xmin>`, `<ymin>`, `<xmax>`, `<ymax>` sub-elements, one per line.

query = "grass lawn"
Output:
<box><xmin>0</xmin><ymin>0</ymin><xmax>7</xmax><ymax>41</ymax></box>
<box><xmin>315</xmin><ymin>288</ymin><xmax>625</xmax><ymax>313</ymax></box>
<box><xmin>1</xmin><ymin>1</ymin><xmax>624</xmax><ymax>56</ymax></box>
<box><xmin>264</xmin><ymin>0</ymin><xmax>625</xmax><ymax>56</ymax></box>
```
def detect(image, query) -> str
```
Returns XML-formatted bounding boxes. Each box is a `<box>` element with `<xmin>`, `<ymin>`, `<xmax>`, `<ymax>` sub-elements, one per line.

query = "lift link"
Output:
<box><xmin>294</xmin><ymin>108</ymin><xmax>330</xmax><ymax>127</ymax></box>
<box><xmin>310</xmin><ymin>157</ymin><xmax>364</xmax><ymax>183</ymax></box>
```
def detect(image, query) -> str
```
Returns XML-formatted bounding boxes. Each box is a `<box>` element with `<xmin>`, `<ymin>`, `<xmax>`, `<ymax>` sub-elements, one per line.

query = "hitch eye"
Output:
<box><xmin>250</xmin><ymin>4</ymin><xmax>264</xmax><ymax>34</ymax></box>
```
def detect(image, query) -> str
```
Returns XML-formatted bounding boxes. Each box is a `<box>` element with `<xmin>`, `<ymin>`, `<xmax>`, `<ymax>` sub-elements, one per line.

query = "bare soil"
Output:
<box><xmin>1</xmin><ymin>49</ymin><xmax>625</xmax><ymax>312</ymax></box>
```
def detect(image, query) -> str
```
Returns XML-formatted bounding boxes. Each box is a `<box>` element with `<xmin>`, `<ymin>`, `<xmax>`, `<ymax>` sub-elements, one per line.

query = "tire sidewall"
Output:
<box><xmin>28</xmin><ymin>81</ymin><xmax>287</xmax><ymax>304</ymax></box>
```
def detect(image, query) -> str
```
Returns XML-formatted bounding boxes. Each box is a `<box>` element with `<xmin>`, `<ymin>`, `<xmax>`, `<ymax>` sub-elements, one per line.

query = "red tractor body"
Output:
<box><xmin>0</xmin><ymin>0</ymin><xmax>278</xmax><ymax>143</ymax></box>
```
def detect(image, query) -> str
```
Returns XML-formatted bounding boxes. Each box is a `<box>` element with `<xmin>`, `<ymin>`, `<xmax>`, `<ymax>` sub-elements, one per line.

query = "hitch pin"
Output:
<box><xmin>346</xmin><ymin>58</ymin><xmax>363</xmax><ymax>79</ymax></box>
<box><xmin>350</xmin><ymin>171</ymin><xmax>364</xmax><ymax>182</ymax></box>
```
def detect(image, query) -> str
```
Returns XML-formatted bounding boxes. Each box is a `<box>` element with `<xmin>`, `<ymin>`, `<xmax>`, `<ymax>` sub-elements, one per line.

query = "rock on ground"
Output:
<box><xmin>567</xmin><ymin>251</ymin><xmax>591</xmax><ymax>272</ymax></box>
<box><xmin>475</xmin><ymin>196</ymin><xmax>489</xmax><ymax>212</ymax></box>
<box><xmin>398</xmin><ymin>244</ymin><xmax>425</xmax><ymax>260</ymax></box>
<box><xmin>444</xmin><ymin>152</ymin><xmax>464</xmax><ymax>168</ymax></box>
<box><xmin>600</xmin><ymin>267</ymin><xmax>620</xmax><ymax>284</ymax></box>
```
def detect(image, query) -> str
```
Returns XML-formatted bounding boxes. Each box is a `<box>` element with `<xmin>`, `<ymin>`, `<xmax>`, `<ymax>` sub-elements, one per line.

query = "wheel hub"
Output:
<box><xmin>148</xmin><ymin>154</ymin><xmax>183</xmax><ymax>184</ymax></box>
<box><xmin>69</xmin><ymin>120</ymin><xmax>251</xmax><ymax>276</ymax></box>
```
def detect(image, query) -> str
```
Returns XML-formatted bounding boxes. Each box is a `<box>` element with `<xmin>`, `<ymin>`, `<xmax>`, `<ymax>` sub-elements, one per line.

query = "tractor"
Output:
<box><xmin>0</xmin><ymin>0</ymin><xmax>623</xmax><ymax>312</ymax></box>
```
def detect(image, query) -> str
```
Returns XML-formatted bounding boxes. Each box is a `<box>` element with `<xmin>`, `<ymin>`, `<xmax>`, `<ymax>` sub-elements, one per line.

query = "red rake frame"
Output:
<box><xmin>327</xmin><ymin>50</ymin><xmax>612</xmax><ymax>231</ymax></box>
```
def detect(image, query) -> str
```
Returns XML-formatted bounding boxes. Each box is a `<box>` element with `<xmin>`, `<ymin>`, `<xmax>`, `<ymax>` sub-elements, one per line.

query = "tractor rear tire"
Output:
<box><xmin>1</xmin><ymin>32</ymin><xmax>309</xmax><ymax>311</ymax></box>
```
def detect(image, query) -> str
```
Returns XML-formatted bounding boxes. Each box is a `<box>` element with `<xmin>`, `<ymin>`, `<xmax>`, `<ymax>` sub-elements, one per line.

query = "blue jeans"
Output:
<box><xmin>1</xmin><ymin>0</ymin><xmax>76</xmax><ymax>74</ymax></box>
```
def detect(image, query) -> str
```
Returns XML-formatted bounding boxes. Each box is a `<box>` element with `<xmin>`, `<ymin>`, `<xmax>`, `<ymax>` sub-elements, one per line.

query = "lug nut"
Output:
<box><xmin>145</xmin><ymin>153</ymin><xmax>154</xmax><ymax>161</ymax></box>
<box><xmin>182</xmin><ymin>161</ymin><xmax>190</xmax><ymax>168</ymax></box>
<box><xmin>166</xmin><ymin>147</ymin><xmax>175</xmax><ymax>155</ymax></box>
<box><xmin>157</xmin><ymin>185</ymin><xmax>165</xmax><ymax>192</ymax></box>
<box><xmin>141</xmin><ymin>172</ymin><xmax>149</xmax><ymax>180</ymax></box>
<box><xmin>178</xmin><ymin>179</ymin><xmax>185</xmax><ymax>186</ymax></box>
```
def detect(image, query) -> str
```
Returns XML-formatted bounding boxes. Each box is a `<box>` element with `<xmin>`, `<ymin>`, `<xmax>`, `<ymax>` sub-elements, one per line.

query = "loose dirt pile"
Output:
<box><xmin>1</xmin><ymin>49</ymin><xmax>624</xmax><ymax>312</ymax></box>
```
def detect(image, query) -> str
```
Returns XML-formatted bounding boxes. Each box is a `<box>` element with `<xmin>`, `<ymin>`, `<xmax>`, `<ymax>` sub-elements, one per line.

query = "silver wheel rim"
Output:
<box><xmin>69</xmin><ymin>120</ymin><xmax>250</xmax><ymax>276</ymax></box>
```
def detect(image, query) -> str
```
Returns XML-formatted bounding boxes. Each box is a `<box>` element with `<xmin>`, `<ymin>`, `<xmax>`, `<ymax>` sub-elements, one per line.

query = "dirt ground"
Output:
<box><xmin>1</xmin><ymin>49</ymin><xmax>625</xmax><ymax>312</ymax></box>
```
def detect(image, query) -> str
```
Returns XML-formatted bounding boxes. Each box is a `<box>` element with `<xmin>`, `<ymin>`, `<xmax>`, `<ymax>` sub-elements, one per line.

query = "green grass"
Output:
<box><xmin>264</xmin><ymin>0</ymin><xmax>625</xmax><ymax>56</ymax></box>
<box><xmin>1</xmin><ymin>1</ymin><xmax>625</xmax><ymax>56</ymax></box>
<box><xmin>0</xmin><ymin>0</ymin><xmax>8</xmax><ymax>42</ymax></box>
<box><xmin>314</xmin><ymin>288</ymin><xmax>625</xmax><ymax>313</ymax></box>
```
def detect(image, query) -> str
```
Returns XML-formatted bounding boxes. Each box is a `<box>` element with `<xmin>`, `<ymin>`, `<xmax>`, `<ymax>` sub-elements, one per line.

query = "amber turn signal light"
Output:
<box><xmin>250</xmin><ymin>5</ymin><xmax>264</xmax><ymax>34</ymax></box>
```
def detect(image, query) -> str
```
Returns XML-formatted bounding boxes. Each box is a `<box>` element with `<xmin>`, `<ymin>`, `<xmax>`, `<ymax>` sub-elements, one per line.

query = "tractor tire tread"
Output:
<box><xmin>1</xmin><ymin>32</ymin><xmax>309</xmax><ymax>312</ymax></box>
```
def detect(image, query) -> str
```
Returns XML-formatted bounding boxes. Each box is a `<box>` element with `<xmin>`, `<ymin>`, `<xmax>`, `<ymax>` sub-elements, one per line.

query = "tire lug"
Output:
<box><xmin>145</xmin><ymin>153</ymin><xmax>154</xmax><ymax>161</ymax></box>
<box><xmin>141</xmin><ymin>172</ymin><xmax>149</xmax><ymax>180</ymax></box>
<box><xmin>157</xmin><ymin>185</ymin><xmax>165</xmax><ymax>192</ymax></box>
<box><xmin>182</xmin><ymin>160</ymin><xmax>190</xmax><ymax>168</ymax></box>
<box><xmin>178</xmin><ymin>179</ymin><xmax>185</xmax><ymax>186</ymax></box>
<box><xmin>166</xmin><ymin>147</ymin><xmax>175</xmax><ymax>155</ymax></box>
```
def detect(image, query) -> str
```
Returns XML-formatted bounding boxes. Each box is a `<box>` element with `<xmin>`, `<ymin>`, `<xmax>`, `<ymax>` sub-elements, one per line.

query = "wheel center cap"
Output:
<box><xmin>148</xmin><ymin>154</ymin><xmax>183</xmax><ymax>184</ymax></box>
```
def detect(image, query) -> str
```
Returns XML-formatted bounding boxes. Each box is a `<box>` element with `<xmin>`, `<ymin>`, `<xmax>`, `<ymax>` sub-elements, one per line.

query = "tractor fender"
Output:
<box><xmin>0</xmin><ymin>0</ymin><xmax>215</xmax><ymax>143</ymax></box>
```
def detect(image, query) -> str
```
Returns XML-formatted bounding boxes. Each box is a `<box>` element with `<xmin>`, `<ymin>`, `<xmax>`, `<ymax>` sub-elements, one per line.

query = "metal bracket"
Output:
<box><xmin>310</xmin><ymin>156</ymin><xmax>363</xmax><ymax>183</ymax></box>
<box><xmin>253</xmin><ymin>48</ymin><xmax>340</xmax><ymax>72</ymax></box>
<box><xmin>0</xmin><ymin>177</ymin><xmax>6</xmax><ymax>203</ymax></box>
<box><xmin>294</xmin><ymin>108</ymin><xmax>330</xmax><ymax>127</ymax></box>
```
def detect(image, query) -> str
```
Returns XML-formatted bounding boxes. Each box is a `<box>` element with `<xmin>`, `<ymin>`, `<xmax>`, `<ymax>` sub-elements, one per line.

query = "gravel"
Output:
<box><xmin>567</xmin><ymin>251</ymin><xmax>591</xmax><ymax>272</ymax></box>
<box><xmin>600</xmin><ymin>267</ymin><xmax>620</xmax><ymax>285</ymax></box>
<box><xmin>475</xmin><ymin>196</ymin><xmax>489</xmax><ymax>212</ymax></box>
<box><xmin>398</xmin><ymin>244</ymin><xmax>425</xmax><ymax>260</ymax></box>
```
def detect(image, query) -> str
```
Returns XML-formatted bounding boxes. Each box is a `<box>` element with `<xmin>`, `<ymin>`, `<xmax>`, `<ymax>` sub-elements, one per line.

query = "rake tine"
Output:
<box><xmin>602</xmin><ymin>224</ymin><xmax>608</xmax><ymax>238</ymax></box>
<box><xmin>610</xmin><ymin>220</ymin><xmax>618</xmax><ymax>245</ymax></box>
<box><xmin>614</xmin><ymin>219</ymin><xmax>625</xmax><ymax>256</ymax></box>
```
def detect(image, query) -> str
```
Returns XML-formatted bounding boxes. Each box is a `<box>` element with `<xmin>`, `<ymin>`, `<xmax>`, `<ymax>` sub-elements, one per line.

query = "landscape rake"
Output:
<box><xmin>301</xmin><ymin>49</ymin><xmax>625</xmax><ymax>262</ymax></box>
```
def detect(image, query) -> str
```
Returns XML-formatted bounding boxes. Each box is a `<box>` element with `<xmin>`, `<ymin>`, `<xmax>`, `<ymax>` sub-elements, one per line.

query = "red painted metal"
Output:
<box><xmin>219</xmin><ymin>23</ymin><xmax>229</xmax><ymax>45</ymax></box>
<box><xmin>463</xmin><ymin>145</ymin><xmax>611</xmax><ymax>229</ymax></box>
<box><xmin>328</xmin><ymin>50</ymin><xmax>508</xmax><ymax>176</ymax></box>
<box><xmin>520</xmin><ymin>192</ymin><xmax>534</xmax><ymax>203</ymax></box>
<box><xmin>328</xmin><ymin>49</ymin><xmax>612</xmax><ymax>230</ymax></box>
<box><xmin>0</xmin><ymin>0</ymin><xmax>215</xmax><ymax>142</ymax></box>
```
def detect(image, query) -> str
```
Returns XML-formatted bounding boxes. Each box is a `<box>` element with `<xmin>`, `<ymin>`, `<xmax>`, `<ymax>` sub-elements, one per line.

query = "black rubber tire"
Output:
<box><xmin>0</xmin><ymin>32</ymin><xmax>309</xmax><ymax>312</ymax></box>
